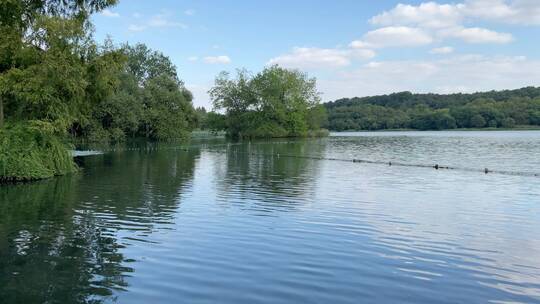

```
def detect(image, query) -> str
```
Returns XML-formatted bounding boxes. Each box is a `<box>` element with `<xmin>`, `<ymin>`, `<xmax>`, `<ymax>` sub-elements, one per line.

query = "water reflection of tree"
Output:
<box><xmin>80</xmin><ymin>147</ymin><xmax>199</xmax><ymax>221</ymax></box>
<box><xmin>214</xmin><ymin>139</ymin><xmax>326</xmax><ymax>211</ymax></box>
<box><xmin>0</xmin><ymin>147</ymin><xmax>199</xmax><ymax>303</ymax></box>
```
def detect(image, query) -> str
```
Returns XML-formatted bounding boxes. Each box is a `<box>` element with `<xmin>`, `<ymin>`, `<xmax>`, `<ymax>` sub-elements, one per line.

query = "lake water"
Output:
<box><xmin>1</xmin><ymin>131</ymin><xmax>540</xmax><ymax>303</ymax></box>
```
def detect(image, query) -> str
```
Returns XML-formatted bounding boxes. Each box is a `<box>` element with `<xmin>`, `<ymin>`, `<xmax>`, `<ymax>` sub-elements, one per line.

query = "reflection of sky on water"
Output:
<box><xmin>2</xmin><ymin>132</ymin><xmax>540</xmax><ymax>303</ymax></box>
<box><xmin>314</xmin><ymin>158</ymin><xmax>540</xmax><ymax>300</ymax></box>
<box><xmin>329</xmin><ymin>131</ymin><xmax>540</xmax><ymax>174</ymax></box>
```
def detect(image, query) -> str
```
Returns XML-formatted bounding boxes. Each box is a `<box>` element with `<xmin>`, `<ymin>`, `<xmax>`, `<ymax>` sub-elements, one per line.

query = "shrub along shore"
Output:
<box><xmin>0</xmin><ymin>122</ymin><xmax>76</xmax><ymax>183</ymax></box>
<box><xmin>0</xmin><ymin>1</ymin><xmax>195</xmax><ymax>182</ymax></box>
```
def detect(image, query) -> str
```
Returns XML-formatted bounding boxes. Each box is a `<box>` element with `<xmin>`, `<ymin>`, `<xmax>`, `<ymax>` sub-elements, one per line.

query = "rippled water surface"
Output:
<box><xmin>1</xmin><ymin>131</ymin><xmax>540</xmax><ymax>303</ymax></box>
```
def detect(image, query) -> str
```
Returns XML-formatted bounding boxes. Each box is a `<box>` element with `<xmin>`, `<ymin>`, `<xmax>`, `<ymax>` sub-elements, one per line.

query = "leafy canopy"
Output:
<box><xmin>209</xmin><ymin>65</ymin><xmax>326</xmax><ymax>138</ymax></box>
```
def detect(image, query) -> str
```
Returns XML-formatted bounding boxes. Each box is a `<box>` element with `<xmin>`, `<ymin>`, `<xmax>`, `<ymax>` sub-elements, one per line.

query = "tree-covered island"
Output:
<box><xmin>209</xmin><ymin>66</ymin><xmax>328</xmax><ymax>139</ymax></box>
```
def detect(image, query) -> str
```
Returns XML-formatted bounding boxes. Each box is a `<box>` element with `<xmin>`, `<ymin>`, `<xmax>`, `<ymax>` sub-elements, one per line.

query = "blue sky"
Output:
<box><xmin>92</xmin><ymin>0</ymin><xmax>540</xmax><ymax>108</ymax></box>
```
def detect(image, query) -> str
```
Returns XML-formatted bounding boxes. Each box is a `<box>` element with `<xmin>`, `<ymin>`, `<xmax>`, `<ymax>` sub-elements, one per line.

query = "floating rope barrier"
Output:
<box><xmin>233</xmin><ymin>152</ymin><xmax>540</xmax><ymax>178</ymax></box>
<box><xmin>76</xmin><ymin>141</ymin><xmax>540</xmax><ymax>178</ymax></box>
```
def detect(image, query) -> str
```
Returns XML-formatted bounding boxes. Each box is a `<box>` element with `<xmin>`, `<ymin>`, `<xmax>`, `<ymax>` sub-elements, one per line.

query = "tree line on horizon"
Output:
<box><xmin>324</xmin><ymin>88</ymin><xmax>540</xmax><ymax>131</ymax></box>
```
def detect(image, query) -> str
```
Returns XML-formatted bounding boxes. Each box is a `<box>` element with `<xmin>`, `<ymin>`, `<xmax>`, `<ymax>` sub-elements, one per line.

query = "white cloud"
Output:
<box><xmin>268</xmin><ymin>48</ymin><xmax>348</xmax><ymax>68</ymax></box>
<box><xmin>184</xmin><ymin>9</ymin><xmax>196</xmax><ymax>16</ymax></box>
<box><xmin>268</xmin><ymin>47</ymin><xmax>375</xmax><ymax>69</ymax></box>
<box><xmin>371</xmin><ymin>1</ymin><xmax>540</xmax><ymax>29</ymax></box>
<box><xmin>203</xmin><ymin>56</ymin><xmax>231</xmax><ymax>64</ymax></box>
<box><xmin>463</xmin><ymin>0</ymin><xmax>515</xmax><ymax>19</ymax></box>
<box><xmin>128</xmin><ymin>13</ymin><xmax>187</xmax><ymax>32</ymax></box>
<box><xmin>101</xmin><ymin>9</ymin><xmax>120</xmax><ymax>18</ymax></box>
<box><xmin>318</xmin><ymin>55</ymin><xmax>540</xmax><ymax>101</ymax></box>
<box><xmin>350</xmin><ymin>49</ymin><xmax>377</xmax><ymax>60</ymax></box>
<box><xmin>188</xmin><ymin>56</ymin><xmax>199</xmax><ymax>62</ymax></box>
<box><xmin>148</xmin><ymin>14</ymin><xmax>187</xmax><ymax>29</ymax></box>
<box><xmin>370</xmin><ymin>2</ymin><xmax>463</xmax><ymax>28</ymax></box>
<box><xmin>128</xmin><ymin>24</ymin><xmax>146</xmax><ymax>32</ymax></box>
<box><xmin>463</xmin><ymin>0</ymin><xmax>540</xmax><ymax>25</ymax></box>
<box><xmin>349</xmin><ymin>41</ymin><xmax>371</xmax><ymax>49</ymax></box>
<box><xmin>430</xmin><ymin>46</ymin><xmax>454</xmax><ymax>54</ymax></box>
<box><xmin>352</xmin><ymin>26</ymin><xmax>433</xmax><ymax>48</ymax></box>
<box><xmin>364</xmin><ymin>61</ymin><xmax>383</xmax><ymax>68</ymax></box>
<box><xmin>440</xmin><ymin>27</ymin><xmax>513</xmax><ymax>43</ymax></box>
<box><xmin>364</xmin><ymin>1</ymin><xmax>539</xmax><ymax>46</ymax></box>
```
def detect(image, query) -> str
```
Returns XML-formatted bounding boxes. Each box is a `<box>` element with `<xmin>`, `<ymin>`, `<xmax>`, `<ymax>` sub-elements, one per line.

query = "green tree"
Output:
<box><xmin>0</xmin><ymin>0</ymin><xmax>118</xmax><ymax>129</ymax></box>
<box><xmin>307</xmin><ymin>104</ymin><xmax>328</xmax><ymax>130</ymax></box>
<box><xmin>194</xmin><ymin>107</ymin><xmax>208</xmax><ymax>129</ymax></box>
<box><xmin>206</xmin><ymin>112</ymin><xmax>227</xmax><ymax>133</ymax></box>
<box><xmin>501</xmin><ymin>117</ymin><xmax>516</xmax><ymax>128</ymax></box>
<box><xmin>141</xmin><ymin>75</ymin><xmax>194</xmax><ymax>140</ymax></box>
<box><xmin>411</xmin><ymin>109</ymin><xmax>456</xmax><ymax>130</ymax></box>
<box><xmin>210</xmin><ymin>65</ymin><xmax>325</xmax><ymax>138</ymax></box>
<box><xmin>487</xmin><ymin>119</ymin><xmax>498</xmax><ymax>128</ymax></box>
<box><xmin>0</xmin><ymin>0</ymin><xmax>118</xmax><ymax>180</ymax></box>
<box><xmin>470</xmin><ymin>114</ymin><xmax>486</xmax><ymax>128</ymax></box>
<box><xmin>85</xmin><ymin>43</ymin><xmax>196</xmax><ymax>142</ymax></box>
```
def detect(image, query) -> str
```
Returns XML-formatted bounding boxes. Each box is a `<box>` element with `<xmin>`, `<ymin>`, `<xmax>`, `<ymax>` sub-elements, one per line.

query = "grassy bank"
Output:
<box><xmin>191</xmin><ymin>130</ymin><xmax>226</xmax><ymax>138</ymax></box>
<box><xmin>231</xmin><ymin>128</ymin><xmax>330</xmax><ymax>139</ymax></box>
<box><xmin>0</xmin><ymin>122</ymin><xmax>77</xmax><ymax>183</ymax></box>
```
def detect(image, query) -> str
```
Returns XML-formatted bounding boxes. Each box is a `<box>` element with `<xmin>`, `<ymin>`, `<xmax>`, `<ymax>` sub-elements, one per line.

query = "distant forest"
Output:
<box><xmin>324</xmin><ymin>87</ymin><xmax>540</xmax><ymax>131</ymax></box>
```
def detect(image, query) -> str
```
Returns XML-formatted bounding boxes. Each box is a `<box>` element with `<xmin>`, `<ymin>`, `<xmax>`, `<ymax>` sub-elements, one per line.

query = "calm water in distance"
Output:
<box><xmin>1</xmin><ymin>131</ymin><xmax>540</xmax><ymax>303</ymax></box>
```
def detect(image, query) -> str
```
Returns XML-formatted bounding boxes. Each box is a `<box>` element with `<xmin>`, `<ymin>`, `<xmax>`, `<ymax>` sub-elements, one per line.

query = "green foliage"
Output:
<box><xmin>194</xmin><ymin>107</ymin><xmax>207</xmax><ymax>128</ymax></box>
<box><xmin>251</xmin><ymin>122</ymin><xmax>289</xmax><ymax>138</ymax></box>
<box><xmin>209</xmin><ymin>65</ymin><xmax>327</xmax><ymax>138</ymax></box>
<box><xmin>307</xmin><ymin>104</ymin><xmax>328</xmax><ymax>130</ymax></box>
<box><xmin>140</xmin><ymin>74</ymin><xmax>194</xmax><ymax>141</ymax></box>
<box><xmin>0</xmin><ymin>0</ymin><xmax>119</xmax><ymax>128</ymax></box>
<box><xmin>125</xmin><ymin>43</ymin><xmax>179</xmax><ymax>85</ymax></box>
<box><xmin>470</xmin><ymin>114</ymin><xmax>486</xmax><ymax>128</ymax></box>
<box><xmin>0</xmin><ymin>12</ymin><xmax>127</xmax><ymax>134</ymax></box>
<box><xmin>1</xmin><ymin>16</ymin><xmax>87</xmax><ymax>130</ymax></box>
<box><xmin>411</xmin><ymin>109</ymin><xmax>456</xmax><ymax>130</ymax></box>
<box><xmin>0</xmin><ymin>122</ymin><xmax>76</xmax><ymax>182</ymax></box>
<box><xmin>1</xmin><ymin>0</ymin><xmax>196</xmax><ymax>143</ymax></box>
<box><xmin>0</xmin><ymin>0</ymin><xmax>197</xmax><ymax>183</ymax></box>
<box><xmin>501</xmin><ymin>117</ymin><xmax>516</xmax><ymax>128</ymax></box>
<box><xmin>81</xmin><ymin>43</ymin><xmax>196</xmax><ymax>142</ymax></box>
<box><xmin>326</xmin><ymin>87</ymin><xmax>540</xmax><ymax>131</ymax></box>
<box><xmin>205</xmin><ymin>111</ymin><xmax>227</xmax><ymax>133</ymax></box>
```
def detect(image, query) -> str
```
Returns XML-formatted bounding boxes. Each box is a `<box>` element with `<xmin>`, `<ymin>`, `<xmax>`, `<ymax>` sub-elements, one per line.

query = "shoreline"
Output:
<box><xmin>330</xmin><ymin>125</ymin><xmax>540</xmax><ymax>133</ymax></box>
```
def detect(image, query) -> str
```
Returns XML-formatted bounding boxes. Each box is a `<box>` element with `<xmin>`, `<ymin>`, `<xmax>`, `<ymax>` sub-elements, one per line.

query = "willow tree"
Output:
<box><xmin>0</xmin><ymin>0</ymin><xmax>118</xmax><ymax>128</ymax></box>
<box><xmin>0</xmin><ymin>0</ymin><xmax>119</xmax><ymax>181</ymax></box>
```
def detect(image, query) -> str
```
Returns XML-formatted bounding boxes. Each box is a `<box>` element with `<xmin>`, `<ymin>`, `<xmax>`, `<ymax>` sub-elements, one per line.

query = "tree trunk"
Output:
<box><xmin>0</xmin><ymin>96</ymin><xmax>4</xmax><ymax>128</ymax></box>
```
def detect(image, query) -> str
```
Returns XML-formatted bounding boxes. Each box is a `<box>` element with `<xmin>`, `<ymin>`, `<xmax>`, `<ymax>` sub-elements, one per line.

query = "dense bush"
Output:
<box><xmin>0</xmin><ymin>122</ymin><xmax>76</xmax><ymax>182</ymax></box>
